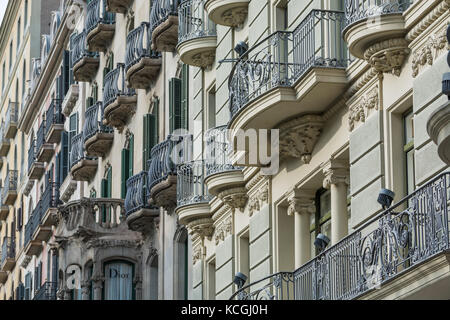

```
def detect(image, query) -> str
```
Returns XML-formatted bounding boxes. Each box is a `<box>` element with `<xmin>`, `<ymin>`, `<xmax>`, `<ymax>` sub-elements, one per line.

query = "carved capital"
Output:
<box><xmin>187</xmin><ymin>218</ymin><xmax>214</xmax><ymax>240</ymax></box>
<box><xmin>322</xmin><ymin>160</ymin><xmax>349</xmax><ymax>189</ymax></box>
<box><xmin>287</xmin><ymin>189</ymin><xmax>315</xmax><ymax>216</ymax></box>
<box><xmin>214</xmin><ymin>215</ymin><xmax>233</xmax><ymax>245</ymax></box>
<box><xmin>364</xmin><ymin>38</ymin><xmax>410</xmax><ymax>76</ymax></box>
<box><xmin>192</xmin><ymin>50</ymin><xmax>216</xmax><ymax>68</ymax></box>
<box><xmin>218</xmin><ymin>187</ymin><xmax>248</xmax><ymax>213</ymax></box>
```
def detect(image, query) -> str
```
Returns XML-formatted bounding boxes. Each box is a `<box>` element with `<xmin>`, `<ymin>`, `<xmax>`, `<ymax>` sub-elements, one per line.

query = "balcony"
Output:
<box><xmin>70</xmin><ymin>133</ymin><xmax>98</xmax><ymax>181</ymax></box>
<box><xmin>86</xmin><ymin>0</ymin><xmax>116</xmax><ymax>52</ymax></box>
<box><xmin>148</xmin><ymin>134</ymin><xmax>192</xmax><ymax>209</ymax></box>
<box><xmin>33</xmin><ymin>282</ymin><xmax>57</xmax><ymax>300</ymax></box>
<box><xmin>176</xmin><ymin>160</ymin><xmax>213</xmax><ymax>231</ymax></box>
<box><xmin>106</xmin><ymin>0</ymin><xmax>133</xmax><ymax>14</ymax></box>
<box><xmin>0</xmin><ymin>192</ymin><xmax>8</xmax><ymax>221</ymax></box>
<box><xmin>125</xmin><ymin>22</ymin><xmax>162</xmax><ymax>89</ymax></box>
<box><xmin>24</xmin><ymin>201</ymin><xmax>51</xmax><ymax>256</ymax></box>
<box><xmin>1</xmin><ymin>237</ymin><xmax>16</xmax><ymax>272</ymax></box>
<box><xmin>41</xmin><ymin>182</ymin><xmax>60</xmax><ymax>228</ymax></box>
<box><xmin>71</xmin><ymin>30</ymin><xmax>100</xmax><ymax>82</ymax></box>
<box><xmin>83</xmin><ymin>101</ymin><xmax>114</xmax><ymax>157</ymax></box>
<box><xmin>150</xmin><ymin>0</ymin><xmax>181</xmax><ymax>52</ymax></box>
<box><xmin>28</xmin><ymin>139</ymin><xmax>45</xmax><ymax>180</ymax></box>
<box><xmin>5</xmin><ymin>102</ymin><xmax>18</xmax><ymax>139</ymax></box>
<box><xmin>0</xmin><ymin>122</ymin><xmax>10</xmax><ymax>157</ymax></box>
<box><xmin>343</xmin><ymin>0</ymin><xmax>412</xmax><ymax>75</ymax></box>
<box><xmin>2</xmin><ymin>170</ymin><xmax>18</xmax><ymax>206</ymax></box>
<box><xmin>231</xmin><ymin>172</ymin><xmax>450</xmax><ymax>300</ymax></box>
<box><xmin>177</xmin><ymin>0</ymin><xmax>217</xmax><ymax>68</ymax></box>
<box><xmin>103</xmin><ymin>63</ymin><xmax>137</xmax><ymax>130</ymax></box>
<box><xmin>228</xmin><ymin>10</ymin><xmax>349</xmax><ymax>166</ymax></box>
<box><xmin>125</xmin><ymin>172</ymin><xmax>159</xmax><ymax>233</ymax></box>
<box><xmin>428</xmin><ymin>101</ymin><xmax>450</xmax><ymax>166</ymax></box>
<box><xmin>62</xmin><ymin>83</ymin><xmax>79</xmax><ymax>117</ymax></box>
<box><xmin>204</xmin><ymin>0</ymin><xmax>249</xmax><ymax>27</ymax></box>
<box><xmin>45</xmin><ymin>99</ymin><xmax>65</xmax><ymax>144</ymax></box>
<box><xmin>36</xmin><ymin>121</ymin><xmax>54</xmax><ymax>163</ymax></box>
<box><xmin>0</xmin><ymin>271</ymin><xmax>6</xmax><ymax>284</ymax></box>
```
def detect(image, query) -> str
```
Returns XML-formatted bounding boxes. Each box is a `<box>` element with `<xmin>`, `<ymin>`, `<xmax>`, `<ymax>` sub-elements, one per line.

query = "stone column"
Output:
<box><xmin>323</xmin><ymin>160</ymin><xmax>350</xmax><ymax>245</ymax></box>
<box><xmin>81</xmin><ymin>281</ymin><xmax>90</xmax><ymax>300</ymax></box>
<box><xmin>287</xmin><ymin>190</ymin><xmax>316</xmax><ymax>269</ymax></box>
<box><xmin>92</xmin><ymin>278</ymin><xmax>103</xmax><ymax>300</ymax></box>
<box><xmin>63</xmin><ymin>289</ymin><xmax>72</xmax><ymax>300</ymax></box>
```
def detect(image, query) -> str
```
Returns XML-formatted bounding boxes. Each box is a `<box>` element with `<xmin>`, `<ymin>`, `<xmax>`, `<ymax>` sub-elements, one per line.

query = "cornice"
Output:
<box><xmin>0</xmin><ymin>1</ymin><xmax>20</xmax><ymax>57</ymax></box>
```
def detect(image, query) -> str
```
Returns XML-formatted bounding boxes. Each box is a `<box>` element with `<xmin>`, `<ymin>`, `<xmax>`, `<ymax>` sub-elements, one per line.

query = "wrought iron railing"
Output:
<box><xmin>103</xmin><ymin>63</ymin><xmax>135</xmax><ymax>108</ymax></box>
<box><xmin>125</xmin><ymin>172</ymin><xmax>152</xmax><ymax>216</ymax></box>
<box><xmin>229</xmin><ymin>10</ymin><xmax>349</xmax><ymax>118</ymax></box>
<box><xmin>69</xmin><ymin>133</ymin><xmax>86</xmax><ymax>169</ymax></box>
<box><xmin>25</xmin><ymin>201</ymin><xmax>42</xmax><ymax>247</ymax></box>
<box><xmin>150</xmin><ymin>0</ymin><xmax>181</xmax><ymax>34</ymax></box>
<box><xmin>83</xmin><ymin>101</ymin><xmax>113</xmax><ymax>141</ymax></box>
<box><xmin>231</xmin><ymin>172</ymin><xmax>450</xmax><ymax>300</ymax></box>
<box><xmin>86</xmin><ymin>0</ymin><xmax>115</xmax><ymax>34</ymax></box>
<box><xmin>2</xmin><ymin>170</ymin><xmax>18</xmax><ymax>200</ymax></box>
<box><xmin>36</xmin><ymin>121</ymin><xmax>46</xmax><ymax>154</ymax></box>
<box><xmin>205</xmin><ymin>125</ymin><xmax>241</xmax><ymax>177</ymax></box>
<box><xmin>28</xmin><ymin>139</ymin><xmax>36</xmax><ymax>174</ymax></box>
<box><xmin>6</xmin><ymin>102</ymin><xmax>18</xmax><ymax>129</ymax></box>
<box><xmin>71</xmin><ymin>30</ymin><xmax>98</xmax><ymax>67</ymax></box>
<box><xmin>42</xmin><ymin>182</ymin><xmax>60</xmax><ymax>215</ymax></box>
<box><xmin>178</xmin><ymin>0</ymin><xmax>216</xmax><ymax>44</ymax></box>
<box><xmin>230</xmin><ymin>272</ymin><xmax>295</xmax><ymax>300</ymax></box>
<box><xmin>147</xmin><ymin>134</ymin><xmax>192</xmax><ymax>193</ymax></box>
<box><xmin>1</xmin><ymin>237</ymin><xmax>15</xmax><ymax>266</ymax></box>
<box><xmin>344</xmin><ymin>0</ymin><xmax>412</xmax><ymax>27</ymax></box>
<box><xmin>177</xmin><ymin>160</ymin><xmax>213</xmax><ymax>207</ymax></box>
<box><xmin>125</xmin><ymin>22</ymin><xmax>161</xmax><ymax>72</ymax></box>
<box><xmin>45</xmin><ymin>99</ymin><xmax>64</xmax><ymax>137</ymax></box>
<box><xmin>33</xmin><ymin>281</ymin><xmax>57</xmax><ymax>300</ymax></box>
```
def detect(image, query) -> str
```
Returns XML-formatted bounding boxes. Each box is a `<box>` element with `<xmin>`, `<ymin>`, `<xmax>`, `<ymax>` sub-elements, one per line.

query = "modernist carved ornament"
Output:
<box><xmin>191</xmin><ymin>51</ymin><xmax>216</xmax><ymax>68</ymax></box>
<box><xmin>214</xmin><ymin>215</ymin><xmax>233</xmax><ymax>245</ymax></box>
<box><xmin>218</xmin><ymin>187</ymin><xmax>248</xmax><ymax>213</ymax></box>
<box><xmin>247</xmin><ymin>183</ymin><xmax>269</xmax><ymax>217</ymax></box>
<box><xmin>192</xmin><ymin>246</ymin><xmax>203</xmax><ymax>265</ymax></box>
<box><xmin>412</xmin><ymin>27</ymin><xmax>448</xmax><ymax>78</ymax></box>
<box><xmin>187</xmin><ymin>218</ymin><xmax>214</xmax><ymax>240</ymax></box>
<box><xmin>222</xmin><ymin>7</ymin><xmax>248</xmax><ymax>27</ymax></box>
<box><xmin>279</xmin><ymin>115</ymin><xmax>324</xmax><ymax>164</ymax></box>
<box><xmin>364</xmin><ymin>38</ymin><xmax>410</xmax><ymax>76</ymax></box>
<box><xmin>348</xmin><ymin>85</ymin><xmax>379</xmax><ymax>132</ymax></box>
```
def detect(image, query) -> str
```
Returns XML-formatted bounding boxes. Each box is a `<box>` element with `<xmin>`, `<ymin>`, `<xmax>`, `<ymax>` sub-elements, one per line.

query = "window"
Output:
<box><xmin>169</xmin><ymin>65</ymin><xmax>189</xmax><ymax>132</ymax></box>
<box><xmin>9</xmin><ymin>41</ymin><xmax>13</xmax><ymax>71</ymax></box>
<box><xmin>143</xmin><ymin>100</ymin><xmax>159</xmax><ymax>171</ymax></box>
<box><xmin>207</xmin><ymin>86</ymin><xmax>216</xmax><ymax>130</ymax></box>
<box><xmin>101</xmin><ymin>166</ymin><xmax>112</xmax><ymax>222</ymax></box>
<box><xmin>310</xmin><ymin>189</ymin><xmax>332</xmax><ymax>257</ymax></box>
<box><xmin>24</xmin><ymin>0</ymin><xmax>28</xmax><ymax>27</ymax></box>
<box><xmin>22</xmin><ymin>60</ymin><xmax>26</xmax><ymax>101</ymax></box>
<box><xmin>17</xmin><ymin>19</ymin><xmax>21</xmax><ymax>50</ymax></box>
<box><xmin>121</xmin><ymin>134</ymin><xmax>134</xmax><ymax>199</ymax></box>
<box><xmin>68</xmin><ymin>113</ymin><xmax>78</xmax><ymax>150</ymax></box>
<box><xmin>149</xmin><ymin>255</ymin><xmax>159</xmax><ymax>300</ymax></box>
<box><xmin>238</xmin><ymin>231</ymin><xmax>250</xmax><ymax>288</ymax></box>
<box><xmin>104</xmin><ymin>261</ymin><xmax>135</xmax><ymax>300</ymax></box>
<box><xmin>403</xmin><ymin>110</ymin><xmax>415</xmax><ymax>195</ymax></box>
<box><xmin>175</xmin><ymin>229</ymin><xmax>189</xmax><ymax>300</ymax></box>
<box><xmin>274</xmin><ymin>0</ymin><xmax>288</xmax><ymax>31</ymax></box>
<box><xmin>207</xmin><ymin>258</ymin><xmax>216</xmax><ymax>300</ymax></box>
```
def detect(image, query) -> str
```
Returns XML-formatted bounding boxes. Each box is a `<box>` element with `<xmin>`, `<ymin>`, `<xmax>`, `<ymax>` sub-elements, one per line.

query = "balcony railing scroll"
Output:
<box><xmin>231</xmin><ymin>172</ymin><xmax>450</xmax><ymax>300</ymax></box>
<box><xmin>71</xmin><ymin>30</ymin><xmax>98</xmax><ymax>67</ymax></box>
<box><xmin>1</xmin><ymin>237</ymin><xmax>15</xmax><ymax>266</ymax></box>
<box><xmin>33</xmin><ymin>281</ymin><xmax>57</xmax><ymax>300</ymax></box>
<box><xmin>103</xmin><ymin>63</ymin><xmax>135</xmax><ymax>108</ymax></box>
<box><xmin>42</xmin><ymin>182</ymin><xmax>60</xmax><ymax>215</ymax></box>
<box><xmin>125</xmin><ymin>172</ymin><xmax>153</xmax><ymax>217</ymax></box>
<box><xmin>45</xmin><ymin>99</ymin><xmax>64</xmax><ymax>137</ymax></box>
<box><xmin>178</xmin><ymin>0</ymin><xmax>216</xmax><ymax>44</ymax></box>
<box><xmin>25</xmin><ymin>201</ymin><xmax>42</xmax><ymax>247</ymax></box>
<box><xmin>177</xmin><ymin>160</ymin><xmax>213</xmax><ymax>207</ymax></box>
<box><xmin>69</xmin><ymin>133</ymin><xmax>90</xmax><ymax>169</ymax></box>
<box><xmin>86</xmin><ymin>0</ymin><xmax>116</xmax><ymax>34</ymax></box>
<box><xmin>125</xmin><ymin>22</ymin><xmax>161</xmax><ymax>72</ymax></box>
<box><xmin>150</xmin><ymin>0</ymin><xmax>181</xmax><ymax>34</ymax></box>
<box><xmin>83</xmin><ymin>101</ymin><xmax>113</xmax><ymax>141</ymax></box>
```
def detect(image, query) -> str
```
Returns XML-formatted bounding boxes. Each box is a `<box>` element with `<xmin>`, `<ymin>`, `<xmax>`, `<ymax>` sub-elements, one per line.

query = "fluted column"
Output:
<box><xmin>287</xmin><ymin>190</ymin><xmax>316</xmax><ymax>269</ymax></box>
<box><xmin>323</xmin><ymin>160</ymin><xmax>349</xmax><ymax>245</ymax></box>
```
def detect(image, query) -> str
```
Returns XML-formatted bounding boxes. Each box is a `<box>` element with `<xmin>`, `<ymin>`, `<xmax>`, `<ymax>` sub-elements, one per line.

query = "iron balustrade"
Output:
<box><xmin>205</xmin><ymin>125</ymin><xmax>242</xmax><ymax>177</ymax></box>
<box><xmin>36</xmin><ymin>121</ymin><xmax>46</xmax><ymax>155</ymax></box>
<box><xmin>177</xmin><ymin>160</ymin><xmax>213</xmax><ymax>207</ymax></box>
<box><xmin>150</xmin><ymin>0</ymin><xmax>181</xmax><ymax>34</ymax></box>
<box><xmin>24</xmin><ymin>201</ymin><xmax>42</xmax><ymax>247</ymax></box>
<box><xmin>45</xmin><ymin>99</ymin><xmax>64</xmax><ymax>137</ymax></box>
<box><xmin>147</xmin><ymin>134</ymin><xmax>193</xmax><ymax>192</ymax></box>
<box><xmin>103</xmin><ymin>63</ymin><xmax>135</xmax><ymax>108</ymax></box>
<box><xmin>70</xmin><ymin>30</ymin><xmax>98</xmax><ymax>67</ymax></box>
<box><xmin>178</xmin><ymin>0</ymin><xmax>216</xmax><ymax>44</ymax></box>
<box><xmin>69</xmin><ymin>133</ymin><xmax>87</xmax><ymax>170</ymax></box>
<box><xmin>2</xmin><ymin>170</ymin><xmax>18</xmax><ymax>200</ymax></box>
<box><xmin>125</xmin><ymin>22</ymin><xmax>161</xmax><ymax>72</ymax></box>
<box><xmin>231</xmin><ymin>272</ymin><xmax>295</xmax><ymax>300</ymax></box>
<box><xmin>125</xmin><ymin>172</ymin><xmax>152</xmax><ymax>217</ymax></box>
<box><xmin>86</xmin><ymin>0</ymin><xmax>115</xmax><ymax>34</ymax></box>
<box><xmin>229</xmin><ymin>10</ymin><xmax>349</xmax><ymax>119</ymax></box>
<box><xmin>231</xmin><ymin>172</ymin><xmax>450</xmax><ymax>300</ymax></box>
<box><xmin>42</xmin><ymin>182</ymin><xmax>60</xmax><ymax>216</ymax></box>
<box><xmin>33</xmin><ymin>281</ymin><xmax>57</xmax><ymax>300</ymax></box>
<box><xmin>344</xmin><ymin>0</ymin><xmax>412</xmax><ymax>28</ymax></box>
<box><xmin>27</xmin><ymin>139</ymin><xmax>36</xmax><ymax>174</ymax></box>
<box><xmin>1</xmin><ymin>237</ymin><xmax>15</xmax><ymax>266</ymax></box>
<box><xmin>6</xmin><ymin>102</ymin><xmax>18</xmax><ymax>129</ymax></box>
<box><xmin>83</xmin><ymin>101</ymin><xmax>113</xmax><ymax>142</ymax></box>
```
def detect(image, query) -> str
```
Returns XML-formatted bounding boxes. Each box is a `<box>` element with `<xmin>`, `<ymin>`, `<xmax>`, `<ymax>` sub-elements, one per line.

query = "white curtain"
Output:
<box><xmin>104</xmin><ymin>262</ymin><xmax>133</xmax><ymax>300</ymax></box>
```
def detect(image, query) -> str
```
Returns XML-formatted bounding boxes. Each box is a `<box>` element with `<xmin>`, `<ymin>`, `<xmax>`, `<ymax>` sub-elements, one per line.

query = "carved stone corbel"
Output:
<box><xmin>218</xmin><ymin>187</ymin><xmax>248</xmax><ymax>213</ymax></box>
<box><xmin>364</xmin><ymin>38</ymin><xmax>410</xmax><ymax>76</ymax></box>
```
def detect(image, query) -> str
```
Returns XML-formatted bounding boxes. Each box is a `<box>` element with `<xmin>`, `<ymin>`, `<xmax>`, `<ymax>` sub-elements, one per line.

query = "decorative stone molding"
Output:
<box><xmin>348</xmin><ymin>85</ymin><xmax>379</xmax><ymax>131</ymax></box>
<box><xmin>214</xmin><ymin>215</ymin><xmax>233</xmax><ymax>245</ymax></box>
<box><xmin>222</xmin><ymin>7</ymin><xmax>248</xmax><ymax>27</ymax></box>
<box><xmin>364</xmin><ymin>38</ymin><xmax>410</xmax><ymax>76</ymax></box>
<box><xmin>411</xmin><ymin>26</ymin><xmax>448</xmax><ymax>78</ymax></box>
<box><xmin>248</xmin><ymin>196</ymin><xmax>260</xmax><ymax>217</ymax></box>
<box><xmin>191</xmin><ymin>51</ymin><xmax>216</xmax><ymax>69</ymax></box>
<box><xmin>345</xmin><ymin>67</ymin><xmax>378</xmax><ymax>100</ymax></box>
<box><xmin>218</xmin><ymin>187</ymin><xmax>248</xmax><ymax>213</ymax></box>
<box><xmin>126</xmin><ymin>9</ymin><xmax>135</xmax><ymax>31</ymax></box>
<box><xmin>192</xmin><ymin>246</ymin><xmax>203</xmax><ymax>264</ymax></box>
<box><xmin>86</xmin><ymin>238</ymin><xmax>142</xmax><ymax>249</ymax></box>
<box><xmin>279</xmin><ymin>115</ymin><xmax>324</xmax><ymax>164</ymax></box>
<box><xmin>287</xmin><ymin>189</ymin><xmax>316</xmax><ymax>217</ymax></box>
<box><xmin>322</xmin><ymin>160</ymin><xmax>350</xmax><ymax>189</ymax></box>
<box><xmin>406</xmin><ymin>0</ymin><xmax>450</xmax><ymax>42</ymax></box>
<box><xmin>247</xmin><ymin>181</ymin><xmax>269</xmax><ymax>217</ymax></box>
<box><xmin>186</xmin><ymin>218</ymin><xmax>214</xmax><ymax>240</ymax></box>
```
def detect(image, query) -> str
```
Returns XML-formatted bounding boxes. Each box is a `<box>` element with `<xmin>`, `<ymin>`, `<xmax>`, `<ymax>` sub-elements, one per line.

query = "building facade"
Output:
<box><xmin>0</xmin><ymin>0</ymin><xmax>449</xmax><ymax>300</ymax></box>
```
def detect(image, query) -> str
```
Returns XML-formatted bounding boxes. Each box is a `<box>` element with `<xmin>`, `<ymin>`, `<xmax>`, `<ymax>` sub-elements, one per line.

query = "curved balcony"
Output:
<box><xmin>204</xmin><ymin>0</ymin><xmax>248</xmax><ymax>27</ymax></box>
<box><xmin>177</xmin><ymin>0</ymin><xmax>217</xmax><ymax>68</ymax></box>
<box><xmin>1</xmin><ymin>237</ymin><xmax>15</xmax><ymax>272</ymax></box>
<box><xmin>125</xmin><ymin>22</ymin><xmax>162</xmax><ymax>90</ymax></box>
<box><xmin>0</xmin><ymin>122</ymin><xmax>10</xmax><ymax>157</ymax></box>
<box><xmin>0</xmin><ymin>192</ymin><xmax>9</xmax><ymax>221</ymax></box>
<box><xmin>36</xmin><ymin>120</ymin><xmax>54</xmax><ymax>163</ymax></box>
<box><xmin>41</xmin><ymin>181</ymin><xmax>60</xmax><ymax>228</ymax></box>
<box><xmin>125</xmin><ymin>172</ymin><xmax>159</xmax><ymax>233</ymax></box>
<box><xmin>103</xmin><ymin>63</ymin><xmax>137</xmax><ymax>130</ymax></box>
<box><xmin>24</xmin><ymin>201</ymin><xmax>51</xmax><ymax>256</ymax></box>
<box><xmin>427</xmin><ymin>101</ymin><xmax>450</xmax><ymax>166</ymax></box>
<box><xmin>45</xmin><ymin>99</ymin><xmax>64</xmax><ymax>144</ymax></box>
<box><xmin>176</xmin><ymin>160</ymin><xmax>213</xmax><ymax>228</ymax></box>
<box><xmin>150</xmin><ymin>0</ymin><xmax>181</xmax><ymax>52</ymax></box>
<box><xmin>148</xmin><ymin>134</ymin><xmax>192</xmax><ymax>210</ymax></box>
<box><xmin>83</xmin><ymin>101</ymin><xmax>114</xmax><ymax>157</ymax></box>
<box><xmin>106</xmin><ymin>0</ymin><xmax>133</xmax><ymax>14</ymax></box>
<box><xmin>70</xmin><ymin>133</ymin><xmax>98</xmax><ymax>181</ymax></box>
<box><xmin>231</xmin><ymin>172</ymin><xmax>450</xmax><ymax>300</ymax></box>
<box><xmin>86</xmin><ymin>0</ymin><xmax>116</xmax><ymax>52</ymax></box>
<box><xmin>2</xmin><ymin>170</ymin><xmax>18</xmax><ymax>206</ymax></box>
<box><xmin>5</xmin><ymin>102</ymin><xmax>18</xmax><ymax>139</ymax></box>
<box><xmin>71</xmin><ymin>31</ymin><xmax>100</xmax><ymax>82</ymax></box>
<box><xmin>28</xmin><ymin>139</ymin><xmax>45</xmax><ymax>180</ymax></box>
<box><xmin>228</xmin><ymin>10</ymin><xmax>349</xmax><ymax>166</ymax></box>
<box><xmin>343</xmin><ymin>0</ymin><xmax>412</xmax><ymax>74</ymax></box>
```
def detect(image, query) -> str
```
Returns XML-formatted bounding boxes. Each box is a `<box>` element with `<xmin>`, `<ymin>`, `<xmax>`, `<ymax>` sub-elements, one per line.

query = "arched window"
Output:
<box><xmin>103</xmin><ymin>260</ymin><xmax>135</xmax><ymax>300</ymax></box>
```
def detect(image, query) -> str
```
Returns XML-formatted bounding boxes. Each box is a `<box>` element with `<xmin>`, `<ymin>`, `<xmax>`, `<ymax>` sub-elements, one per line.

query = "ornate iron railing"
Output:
<box><xmin>125</xmin><ymin>22</ymin><xmax>161</xmax><ymax>72</ymax></box>
<box><xmin>36</xmin><ymin>121</ymin><xmax>46</xmax><ymax>154</ymax></box>
<box><xmin>33</xmin><ymin>281</ymin><xmax>57</xmax><ymax>300</ymax></box>
<box><xmin>205</xmin><ymin>125</ymin><xmax>241</xmax><ymax>177</ymax></box>
<box><xmin>177</xmin><ymin>160</ymin><xmax>213</xmax><ymax>207</ymax></box>
<box><xmin>125</xmin><ymin>172</ymin><xmax>152</xmax><ymax>216</ymax></box>
<box><xmin>69</xmin><ymin>133</ymin><xmax>86</xmax><ymax>169</ymax></box>
<box><xmin>45</xmin><ymin>99</ymin><xmax>64</xmax><ymax>137</ymax></box>
<box><xmin>86</xmin><ymin>0</ymin><xmax>115</xmax><ymax>34</ymax></box>
<box><xmin>83</xmin><ymin>101</ymin><xmax>113</xmax><ymax>141</ymax></box>
<box><xmin>147</xmin><ymin>134</ymin><xmax>192</xmax><ymax>192</ymax></box>
<box><xmin>231</xmin><ymin>172</ymin><xmax>450</xmax><ymax>300</ymax></box>
<box><xmin>230</xmin><ymin>272</ymin><xmax>295</xmax><ymax>300</ymax></box>
<box><xmin>2</xmin><ymin>170</ymin><xmax>18</xmax><ymax>199</ymax></box>
<box><xmin>229</xmin><ymin>10</ymin><xmax>349</xmax><ymax>118</ymax></box>
<box><xmin>103</xmin><ymin>63</ymin><xmax>135</xmax><ymax>108</ymax></box>
<box><xmin>71</xmin><ymin>30</ymin><xmax>98</xmax><ymax>67</ymax></box>
<box><xmin>150</xmin><ymin>0</ymin><xmax>181</xmax><ymax>34</ymax></box>
<box><xmin>178</xmin><ymin>0</ymin><xmax>216</xmax><ymax>44</ymax></box>
<box><xmin>6</xmin><ymin>102</ymin><xmax>18</xmax><ymax>129</ymax></box>
<box><xmin>25</xmin><ymin>201</ymin><xmax>42</xmax><ymax>247</ymax></box>
<box><xmin>42</xmin><ymin>182</ymin><xmax>60</xmax><ymax>215</ymax></box>
<box><xmin>1</xmin><ymin>237</ymin><xmax>15</xmax><ymax>266</ymax></box>
<box><xmin>27</xmin><ymin>139</ymin><xmax>36</xmax><ymax>174</ymax></box>
<box><xmin>344</xmin><ymin>0</ymin><xmax>412</xmax><ymax>27</ymax></box>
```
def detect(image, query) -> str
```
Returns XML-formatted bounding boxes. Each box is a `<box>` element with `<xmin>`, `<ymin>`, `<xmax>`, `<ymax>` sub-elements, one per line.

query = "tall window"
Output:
<box><xmin>17</xmin><ymin>18</ymin><xmax>21</xmax><ymax>50</ymax></box>
<box><xmin>169</xmin><ymin>65</ymin><xmax>189</xmax><ymax>133</ymax></box>
<box><xmin>310</xmin><ymin>189</ymin><xmax>332</xmax><ymax>258</ymax></box>
<box><xmin>403</xmin><ymin>110</ymin><xmax>415</xmax><ymax>195</ymax></box>
<box><xmin>104</xmin><ymin>261</ymin><xmax>135</xmax><ymax>300</ymax></box>
<box><xmin>22</xmin><ymin>60</ymin><xmax>26</xmax><ymax>100</ymax></box>
<box><xmin>121</xmin><ymin>135</ymin><xmax>134</xmax><ymax>199</ymax></box>
<box><xmin>175</xmin><ymin>229</ymin><xmax>189</xmax><ymax>300</ymax></box>
<box><xmin>68</xmin><ymin>113</ymin><xmax>78</xmax><ymax>150</ymax></box>
<box><xmin>24</xmin><ymin>0</ymin><xmax>28</xmax><ymax>28</ymax></box>
<box><xmin>9</xmin><ymin>41</ymin><xmax>13</xmax><ymax>71</ymax></box>
<box><xmin>143</xmin><ymin>99</ymin><xmax>159</xmax><ymax>171</ymax></box>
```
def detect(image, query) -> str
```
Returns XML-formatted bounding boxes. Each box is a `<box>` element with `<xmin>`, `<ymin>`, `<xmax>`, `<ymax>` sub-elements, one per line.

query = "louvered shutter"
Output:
<box><xmin>169</xmin><ymin>78</ymin><xmax>182</xmax><ymax>132</ymax></box>
<box><xmin>63</xmin><ymin>50</ymin><xmax>70</xmax><ymax>94</ymax></box>
<box><xmin>60</xmin><ymin>131</ymin><xmax>69</xmax><ymax>184</ymax></box>
<box><xmin>121</xmin><ymin>149</ymin><xmax>129</xmax><ymax>199</ymax></box>
<box><xmin>143</xmin><ymin>115</ymin><xmax>150</xmax><ymax>171</ymax></box>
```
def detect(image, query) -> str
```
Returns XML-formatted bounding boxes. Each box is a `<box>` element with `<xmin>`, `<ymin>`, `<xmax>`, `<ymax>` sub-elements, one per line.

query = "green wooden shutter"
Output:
<box><xmin>61</xmin><ymin>131</ymin><xmax>69</xmax><ymax>183</ymax></box>
<box><xmin>121</xmin><ymin>148</ymin><xmax>130</xmax><ymax>199</ymax></box>
<box><xmin>143</xmin><ymin>115</ymin><xmax>151</xmax><ymax>171</ymax></box>
<box><xmin>169</xmin><ymin>78</ymin><xmax>182</xmax><ymax>132</ymax></box>
<box><xmin>101</xmin><ymin>177</ymin><xmax>108</xmax><ymax>222</ymax></box>
<box><xmin>129</xmin><ymin>134</ymin><xmax>134</xmax><ymax>178</ymax></box>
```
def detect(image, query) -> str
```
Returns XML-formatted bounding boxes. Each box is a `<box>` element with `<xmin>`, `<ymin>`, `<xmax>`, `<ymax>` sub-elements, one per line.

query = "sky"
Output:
<box><xmin>0</xmin><ymin>1</ymin><xmax>7</xmax><ymax>28</ymax></box>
